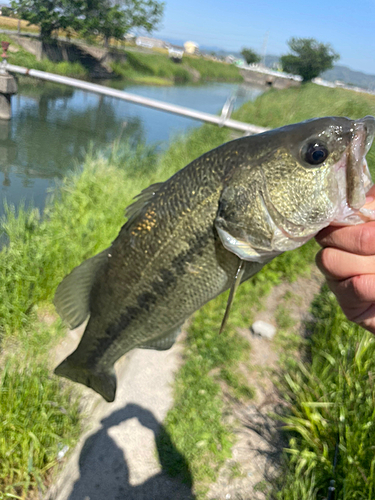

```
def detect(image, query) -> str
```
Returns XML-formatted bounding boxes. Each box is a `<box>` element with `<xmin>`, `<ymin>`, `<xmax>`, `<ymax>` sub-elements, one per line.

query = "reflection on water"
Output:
<box><xmin>0</xmin><ymin>81</ymin><xmax>262</xmax><ymax>215</ymax></box>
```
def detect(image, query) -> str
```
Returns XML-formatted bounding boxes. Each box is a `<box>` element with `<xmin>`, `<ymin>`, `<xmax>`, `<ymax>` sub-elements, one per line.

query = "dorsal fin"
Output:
<box><xmin>125</xmin><ymin>182</ymin><xmax>164</xmax><ymax>224</ymax></box>
<box><xmin>54</xmin><ymin>249</ymin><xmax>109</xmax><ymax>329</ymax></box>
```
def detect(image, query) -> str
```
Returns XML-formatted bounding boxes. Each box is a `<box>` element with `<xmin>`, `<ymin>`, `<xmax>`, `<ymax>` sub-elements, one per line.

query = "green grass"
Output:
<box><xmin>159</xmin><ymin>240</ymin><xmax>318</xmax><ymax>497</ymax></box>
<box><xmin>158</xmin><ymin>84</ymin><xmax>375</xmax><ymax>496</ymax></box>
<box><xmin>2</xmin><ymin>82</ymin><xmax>375</xmax><ymax>498</ymax></box>
<box><xmin>111</xmin><ymin>50</ymin><xmax>243</xmax><ymax>84</ymax></box>
<box><xmin>0</xmin><ymin>344</ymin><xmax>80</xmax><ymax>498</ymax></box>
<box><xmin>184</xmin><ymin>55</ymin><xmax>243</xmax><ymax>82</ymax></box>
<box><xmin>275</xmin><ymin>286</ymin><xmax>375</xmax><ymax>499</ymax></box>
<box><xmin>111</xmin><ymin>51</ymin><xmax>191</xmax><ymax>84</ymax></box>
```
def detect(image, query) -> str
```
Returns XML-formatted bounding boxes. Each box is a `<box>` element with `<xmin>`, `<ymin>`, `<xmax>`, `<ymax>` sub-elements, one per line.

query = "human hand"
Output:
<box><xmin>315</xmin><ymin>186</ymin><xmax>375</xmax><ymax>334</ymax></box>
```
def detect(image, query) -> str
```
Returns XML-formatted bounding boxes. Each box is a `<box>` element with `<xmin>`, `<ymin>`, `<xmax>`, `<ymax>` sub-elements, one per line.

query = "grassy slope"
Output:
<box><xmin>2</xmin><ymin>83</ymin><xmax>375</xmax><ymax>497</ymax></box>
<box><xmin>111</xmin><ymin>50</ymin><xmax>243</xmax><ymax>85</ymax></box>
<box><xmin>1</xmin><ymin>28</ymin><xmax>242</xmax><ymax>84</ymax></box>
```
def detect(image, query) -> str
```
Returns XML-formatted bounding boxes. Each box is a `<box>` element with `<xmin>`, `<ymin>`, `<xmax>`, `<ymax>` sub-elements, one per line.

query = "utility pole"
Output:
<box><xmin>261</xmin><ymin>31</ymin><xmax>269</xmax><ymax>67</ymax></box>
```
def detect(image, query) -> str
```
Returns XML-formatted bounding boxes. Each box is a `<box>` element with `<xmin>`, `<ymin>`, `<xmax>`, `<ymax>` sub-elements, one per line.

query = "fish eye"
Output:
<box><xmin>303</xmin><ymin>142</ymin><xmax>329</xmax><ymax>166</ymax></box>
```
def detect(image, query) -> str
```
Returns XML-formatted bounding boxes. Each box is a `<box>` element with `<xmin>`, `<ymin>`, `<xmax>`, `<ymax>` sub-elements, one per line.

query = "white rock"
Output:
<box><xmin>251</xmin><ymin>320</ymin><xmax>276</xmax><ymax>340</ymax></box>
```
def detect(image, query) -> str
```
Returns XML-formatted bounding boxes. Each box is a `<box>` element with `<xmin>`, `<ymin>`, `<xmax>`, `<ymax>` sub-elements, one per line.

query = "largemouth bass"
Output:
<box><xmin>54</xmin><ymin>116</ymin><xmax>375</xmax><ymax>402</ymax></box>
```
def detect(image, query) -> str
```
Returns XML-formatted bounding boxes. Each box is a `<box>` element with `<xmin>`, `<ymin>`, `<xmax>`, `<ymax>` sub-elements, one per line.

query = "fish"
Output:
<box><xmin>54</xmin><ymin>115</ymin><xmax>375</xmax><ymax>402</ymax></box>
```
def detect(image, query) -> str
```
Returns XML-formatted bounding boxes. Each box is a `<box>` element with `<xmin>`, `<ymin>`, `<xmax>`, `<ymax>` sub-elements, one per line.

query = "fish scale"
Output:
<box><xmin>54</xmin><ymin>115</ymin><xmax>375</xmax><ymax>402</ymax></box>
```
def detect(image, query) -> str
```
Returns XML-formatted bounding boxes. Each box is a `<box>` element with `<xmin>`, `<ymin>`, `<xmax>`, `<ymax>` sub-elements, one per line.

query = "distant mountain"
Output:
<box><xmin>320</xmin><ymin>65</ymin><xmax>375</xmax><ymax>90</ymax></box>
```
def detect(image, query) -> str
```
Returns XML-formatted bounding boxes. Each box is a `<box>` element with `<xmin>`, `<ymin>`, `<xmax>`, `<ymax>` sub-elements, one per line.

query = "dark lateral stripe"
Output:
<box><xmin>172</xmin><ymin>225</ymin><xmax>212</xmax><ymax>275</ymax></box>
<box><xmin>87</xmin><ymin>305</ymin><xmax>140</xmax><ymax>365</ymax></box>
<box><xmin>137</xmin><ymin>291</ymin><xmax>158</xmax><ymax>311</ymax></box>
<box><xmin>87</xmin><ymin>226</ymin><xmax>214</xmax><ymax>365</ymax></box>
<box><xmin>151</xmin><ymin>268</ymin><xmax>176</xmax><ymax>297</ymax></box>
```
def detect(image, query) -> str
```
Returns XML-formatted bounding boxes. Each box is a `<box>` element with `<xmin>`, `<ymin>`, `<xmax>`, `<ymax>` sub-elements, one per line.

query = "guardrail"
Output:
<box><xmin>4</xmin><ymin>63</ymin><xmax>268</xmax><ymax>135</ymax></box>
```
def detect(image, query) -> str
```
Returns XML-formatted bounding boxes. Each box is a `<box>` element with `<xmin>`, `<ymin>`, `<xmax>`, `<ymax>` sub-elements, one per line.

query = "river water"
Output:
<box><xmin>0</xmin><ymin>80</ymin><xmax>262</xmax><ymax>215</ymax></box>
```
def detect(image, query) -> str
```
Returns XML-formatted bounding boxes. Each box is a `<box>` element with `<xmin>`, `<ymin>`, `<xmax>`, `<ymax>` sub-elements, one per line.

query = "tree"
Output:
<box><xmin>1</xmin><ymin>6</ymin><xmax>15</xmax><ymax>16</ymax></box>
<box><xmin>80</xmin><ymin>0</ymin><xmax>164</xmax><ymax>46</ymax></box>
<box><xmin>11</xmin><ymin>0</ymin><xmax>164</xmax><ymax>42</ymax></box>
<box><xmin>11</xmin><ymin>0</ymin><xmax>85</xmax><ymax>39</ymax></box>
<box><xmin>280</xmin><ymin>37</ymin><xmax>339</xmax><ymax>81</ymax></box>
<box><xmin>241</xmin><ymin>48</ymin><xmax>261</xmax><ymax>65</ymax></box>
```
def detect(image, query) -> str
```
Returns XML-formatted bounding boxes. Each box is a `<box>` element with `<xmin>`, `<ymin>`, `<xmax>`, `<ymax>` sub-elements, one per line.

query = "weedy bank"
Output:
<box><xmin>1</xmin><ymin>31</ymin><xmax>242</xmax><ymax>84</ymax></box>
<box><xmin>110</xmin><ymin>50</ymin><xmax>243</xmax><ymax>85</ymax></box>
<box><xmin>2</xmin><ymin>83</ymin><xmax>375</xmax><ymax>498</ymax></box>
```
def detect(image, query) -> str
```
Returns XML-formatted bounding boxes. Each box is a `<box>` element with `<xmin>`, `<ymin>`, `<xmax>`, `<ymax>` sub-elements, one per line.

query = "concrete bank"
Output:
<box><xmin>240</xmin><ymin>67</ymin><xmax>301</xmax><ymax>90</ymax></box>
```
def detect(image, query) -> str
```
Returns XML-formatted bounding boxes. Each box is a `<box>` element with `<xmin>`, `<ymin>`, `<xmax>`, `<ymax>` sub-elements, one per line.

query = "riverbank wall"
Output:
<box><xmin>240</xmin><ymin>66</ymin><xmax>301</xmax><ymax>89</ymax></box>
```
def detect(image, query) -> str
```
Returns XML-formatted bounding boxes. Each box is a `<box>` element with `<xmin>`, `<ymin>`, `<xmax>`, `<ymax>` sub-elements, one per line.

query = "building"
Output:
<box><xmin>184</xmin><ymin>41</ymin><xmax>199</xmax><ymax>55</ymax></box>
<box><xmin>124</xmin><ymin>33</ymin><xmax>136</xmax><ymax>43</ymax></box>
<box><xmin>168</xmin><ymin>45</ymin><xmax>184</xmax><ymax>61</ymax></box>
<box><xmin>135</xmin><ymin>36</ymin><xmax>168</xmax><ymax>49</ymax></box>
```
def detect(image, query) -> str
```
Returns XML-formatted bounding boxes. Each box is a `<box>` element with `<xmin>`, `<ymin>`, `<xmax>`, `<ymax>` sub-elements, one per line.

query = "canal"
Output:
<box><xmin>0</xmin><ymin>80</ymin><xmax>262</xmax><ymax>215</ymax></box>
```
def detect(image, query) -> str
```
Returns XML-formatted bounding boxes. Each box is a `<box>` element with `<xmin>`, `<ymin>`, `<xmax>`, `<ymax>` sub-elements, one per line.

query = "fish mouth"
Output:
<box><xmin>333</xmin><ymin>115</ymin><xmax>375</xmax><ymax>225</ymax></box>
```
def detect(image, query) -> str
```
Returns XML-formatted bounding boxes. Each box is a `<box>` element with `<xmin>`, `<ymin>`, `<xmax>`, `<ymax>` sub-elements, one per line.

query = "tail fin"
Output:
<box><xmin>54</xmin><ymin>355</ymin><xmax>117</xmax><ymax>403</ymax></box>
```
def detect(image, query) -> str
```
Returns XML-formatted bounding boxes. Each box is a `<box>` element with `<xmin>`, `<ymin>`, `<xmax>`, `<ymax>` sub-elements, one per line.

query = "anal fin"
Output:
<box><xmin>137</xmin><ymin>325</ymin><xmax>182</xmax><ymax>351</ymax></box>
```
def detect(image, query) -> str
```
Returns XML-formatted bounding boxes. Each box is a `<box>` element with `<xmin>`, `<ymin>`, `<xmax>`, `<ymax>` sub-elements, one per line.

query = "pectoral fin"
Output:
<box><xmin>219</xmin><ymin>259</ymin><xmax>245</xmax><ymax>335</ymax></box>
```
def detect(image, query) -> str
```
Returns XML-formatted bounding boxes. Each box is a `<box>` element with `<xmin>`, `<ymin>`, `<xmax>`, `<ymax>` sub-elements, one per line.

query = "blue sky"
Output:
<box><xmin>154</xmin><ymin>0</ymin><xmax>375</xmax><ymax>74</ymax></box>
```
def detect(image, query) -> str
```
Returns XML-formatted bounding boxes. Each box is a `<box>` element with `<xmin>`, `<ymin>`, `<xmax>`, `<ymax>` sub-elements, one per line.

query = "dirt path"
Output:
<box><xmin>45</xmin><ymin>270</ymin><xmax>322</xmax><ymax>500</ymax></box>
<box><xmin>207</xmin><ymin>270</ymin><xmax>323</xmax><ymax>500</ymax></box>
<box><xmin>45</xmin><ymin>328</ymin><xmax>193</xmax><ymax>500</ymax></box>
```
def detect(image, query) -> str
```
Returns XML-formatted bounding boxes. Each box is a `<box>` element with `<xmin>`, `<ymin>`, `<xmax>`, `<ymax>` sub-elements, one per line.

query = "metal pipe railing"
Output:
<box><xmin>5</xmin><ymin>63</ymin><xmax>268</xmax><ymax>135</ymax></box>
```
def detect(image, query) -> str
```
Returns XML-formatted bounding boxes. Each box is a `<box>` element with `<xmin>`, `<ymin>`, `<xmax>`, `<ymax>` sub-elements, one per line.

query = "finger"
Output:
<box><xmin>316</xmin><ymin>247</ymin><xmax>375</xmax><ymax>280</ymax></box>
<box><xmin>351</xmin><ymin>303</ymin><xmax>375</xmax><ymax>326</ymax></box>
<box><xmin>328</xmin><ymin>287</ymin><xmax>375</xmax><ymax>335</ymax></box>
<box><xmin>358</xmin><ymin>316</ymin><xmax>375</xmax><ymax>335</ymax></box>
<box><xmin>327</xmin><ymin>274</ymin><xmax>375</xmax><ymax>310</ymax></box>
<box><xmin>315</xmin><ymin>222</ymin><xmax>375</xmax><ymax>255</ymax></box>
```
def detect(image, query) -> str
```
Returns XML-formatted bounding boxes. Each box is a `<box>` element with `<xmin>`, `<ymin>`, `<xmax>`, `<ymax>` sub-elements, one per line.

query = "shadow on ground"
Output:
<box><xmin>68</xmin><ymin>403</ymin><xmax>195</xmax><ymax>500</ymax></box>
